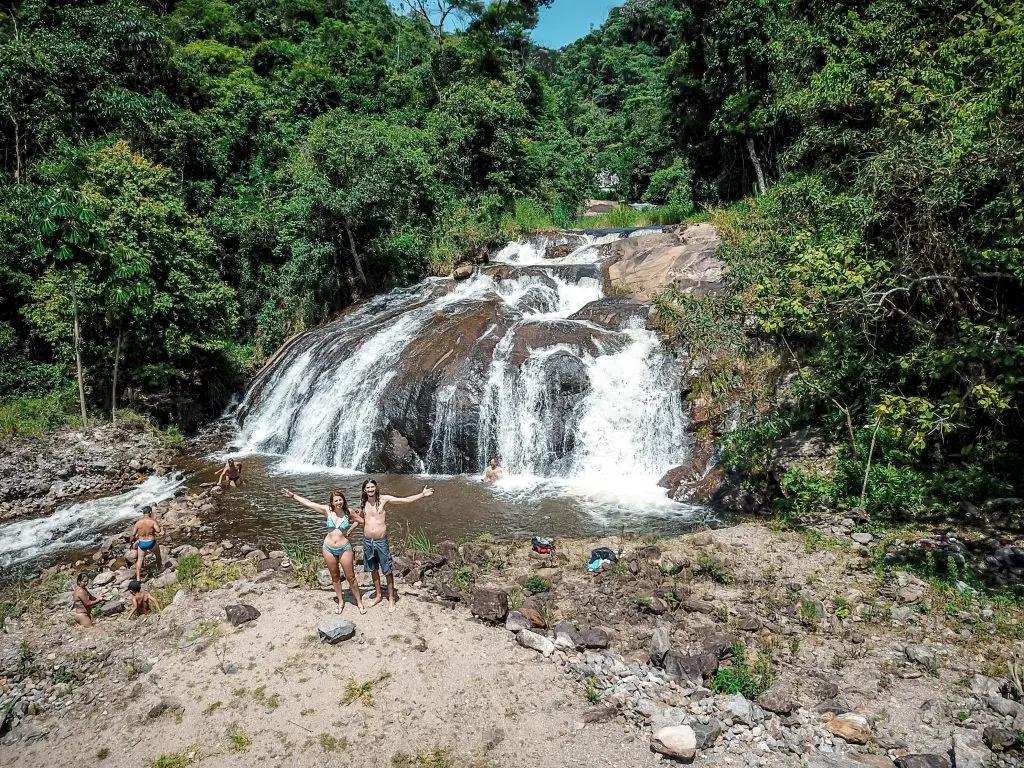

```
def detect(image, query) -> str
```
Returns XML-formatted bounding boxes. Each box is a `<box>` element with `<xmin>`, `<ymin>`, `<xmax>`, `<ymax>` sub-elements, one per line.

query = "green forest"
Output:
<box><xmin>2</xmin><ymin>0</ymin><xmax>1023</xmax><ymax>517</ymax></box>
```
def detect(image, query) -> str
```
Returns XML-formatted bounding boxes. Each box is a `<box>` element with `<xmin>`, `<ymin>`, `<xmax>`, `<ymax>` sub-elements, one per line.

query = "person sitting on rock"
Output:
<box><xmin>483</xmin><ymin>457</ymin><xmax>503</xmax><ymax>483</ymax></box>
<box><xmin>127</xmin><ymin>580</ymin><xmax>160</xmax><ymax>618</ymax></box>
<box><xmin>71</xmin><ymin>573</ymin><xmax>105</xmax><ymax>628</ymax></box>
<box><xmin>131</xmin><ymin>507</ymin><xmax>162</xmax><ymax>581</ymax></box>
<box><xmin>360</xmin><ymin>478</ymin><xmax>434</xmax><ymax>613</ymax></box>
<box><xmin>217</xmin><ymin>458</ymin><xmax>242</xmax><ymax>487</ymax></box>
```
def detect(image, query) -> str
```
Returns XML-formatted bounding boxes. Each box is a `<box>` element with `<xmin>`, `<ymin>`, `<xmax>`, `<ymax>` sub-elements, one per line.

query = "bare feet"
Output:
<box><xmin>388</xmin><ymin>600</ymin><xmax>396</xmax><ymax>613</ymax></box>
<box><xmin>370</xmin><ymin>595</ymin><xmax>383</xmax><ymax>608</ymax></box>
<box><xmin>334</xmin><ymin>604</ymin><xmax>343</xmax><ymax>614</ymax></box>
<box><xmin>358</xmin><ymin>604</ymin><xmax>366</xmax><ymax>615</ymax></box>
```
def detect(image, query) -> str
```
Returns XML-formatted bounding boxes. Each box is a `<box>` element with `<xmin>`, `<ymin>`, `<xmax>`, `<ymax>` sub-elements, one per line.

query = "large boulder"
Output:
<box><xmin>602</xmin><ymin>223</ymin><xmax>724</xmax><ymax>302</ymax></box>
<box><xmin>663</xmin><ymin>650</ymin><xmax>717</xmax><ymax>684</ymax></box>
<box><xmin>650</xmin><ymin>725</ymin><xmax>697</xmax><ymax>762</ymax></box>
<box><xmin>827</xmin><ymin>713</ymin><xmax>872</xmax><ymax>744</ymax></box>
<box><xmin>567</xmin><ymin>297</ymin><xmax>652</xmax><ymax>330</ymax></box>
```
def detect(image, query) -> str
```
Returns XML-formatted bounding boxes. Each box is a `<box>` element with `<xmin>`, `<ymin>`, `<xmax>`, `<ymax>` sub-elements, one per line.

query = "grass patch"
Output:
<box><xmin>0</xmin><ymin>391</ymin><xmax>76</xmax><ymax>439</ymax></box>
<box><xmin>282</xmin><ymin>542</ymin><xmax>321</xmax><ymax>588</ymax></box>
<box><xmin>392</xmin><ymin>749</ymin><xmax>454</xmax><ymax>768</ymax></box>
<box><xmin>341</xmin><ymin>671</ymin><xmax>392</xmax><ymax>707</ymax></box>
<box><xmin>585</xmin><ymin>676</ymin><xmax>601</xmax><ymax>704</ymax></box>
<box><xmin>524</xmin><ymin>575</ymin><xmax>550</xmax><ymax>593</ymax></box>
<box><xmin>711</xmin><ymin>642</ymin><xmax>773</xmax><ymax>698</ymax></box>
<box><xmin>405</xmin><ymin>530</ymin><xmax>433</xmax><ymax>554</ymax></box>
<box><xmin>0</xmin><ymin>571</ymin><xmax>69</xmax><ymax>625</ymax></box>
<box><xmin>228</xmin><ymin>726</ymin><xmax>252</xmax><ymax>753</ymax></box>
<box><xmin>150</xmin><ymin>751</ymin><xmax>194</xmax><ymax>768</ymax></box>
<box><xmin>319</xmin><ymin>733</ymin><xmax>347</xmax><ymax>752</ymax></box>
<box><xmin>159</xmin><ymin>425</ymin><xmax>187</xmax><ymax>453</ymax></box>
<box><xmin>696</xmin><ymin>553</ymin><xmax>734</xmax><ymax>584</ymax></box>
<box><xmin>177</xmin><ymin>553</ymin><xmax>203</xmax><ymax>585</ymax></box>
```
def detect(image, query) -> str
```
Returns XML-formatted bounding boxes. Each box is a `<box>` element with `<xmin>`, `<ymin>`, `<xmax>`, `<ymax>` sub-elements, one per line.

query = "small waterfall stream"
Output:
<box><xmin>232</xmin><ymin>232</ymin><xmax>690</xmax><ymax>505</ymax></box>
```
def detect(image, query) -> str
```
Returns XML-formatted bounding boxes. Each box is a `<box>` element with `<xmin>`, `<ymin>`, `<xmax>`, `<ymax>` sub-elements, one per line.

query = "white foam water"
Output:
<box><xmin>0</xmin><ymin>475</ymin><xmax>185</xmax><ymax>571</ymax></box>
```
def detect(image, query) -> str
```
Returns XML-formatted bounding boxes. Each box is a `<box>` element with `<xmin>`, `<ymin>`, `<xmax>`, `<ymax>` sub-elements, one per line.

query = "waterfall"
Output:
<box><xmin>232</xmin><ymin>232</ymin><xmax>689</xmax><ymax>490</ymax></box>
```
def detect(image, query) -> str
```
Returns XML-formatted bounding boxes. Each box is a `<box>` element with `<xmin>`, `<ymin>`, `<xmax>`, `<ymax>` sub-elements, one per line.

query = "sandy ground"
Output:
<box><xmin>2</xmin><ymin>573</ymin><xmax>663</xmax><ymax>768</ymax></box>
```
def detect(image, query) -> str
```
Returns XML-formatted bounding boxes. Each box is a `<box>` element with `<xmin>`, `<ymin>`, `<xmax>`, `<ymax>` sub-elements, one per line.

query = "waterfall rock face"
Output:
<box><xmin>233</xmin><ymin>231</ymin><xmax>691</xmax><ymax>483</ymax></box>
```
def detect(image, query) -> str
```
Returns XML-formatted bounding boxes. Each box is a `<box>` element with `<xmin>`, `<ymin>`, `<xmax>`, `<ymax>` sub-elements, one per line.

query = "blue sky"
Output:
<box><xmin>387</xmin><ymin>1</ymin><xmax>618</xmax><ymax>49</ymax></box>
<box><xmin>533</xmin><ymin>1</ymin><xmax>619</xmax><ymax>48</ymax></box>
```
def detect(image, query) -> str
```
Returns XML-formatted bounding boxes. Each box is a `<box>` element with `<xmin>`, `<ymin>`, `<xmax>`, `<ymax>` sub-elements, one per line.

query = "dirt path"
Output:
<box><xmin>3</xmin><ymin>575</ymin><xmax>661</xmax><ymax>768</ymax></box>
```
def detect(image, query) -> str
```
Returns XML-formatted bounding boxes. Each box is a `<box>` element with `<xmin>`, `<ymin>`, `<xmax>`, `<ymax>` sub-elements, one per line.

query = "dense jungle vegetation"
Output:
<box><xmin>557</xmin><ymin>0</ymin><xmax>1024</xmax><ymax>517</ymax></box>
<box><xmin>2</xmin><ymin>0</ymin><xmax>1022</xmax><ymax>518</ymax></box>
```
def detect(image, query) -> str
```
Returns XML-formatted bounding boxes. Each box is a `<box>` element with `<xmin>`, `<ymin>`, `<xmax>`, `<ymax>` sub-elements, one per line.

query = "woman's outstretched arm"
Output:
<box><xmin>281</xmin><ymin>488</ymin><xmax>327</xmax><ymax>515</ymax></box>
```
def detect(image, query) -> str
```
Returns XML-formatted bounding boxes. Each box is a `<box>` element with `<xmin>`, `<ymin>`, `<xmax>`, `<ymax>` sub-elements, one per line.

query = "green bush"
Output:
<box><xmin>711</xmin><ymin>642</ymin><xmax>773</xmax><ymax>698</ymax></box>
<box><xmin>176</xmin><ymin>553</ymin><xmax>203</xmax><ymax>586</ymax></box>
<box><xmin>524</xmin><ymin>575</ymin><xmax>550</xmax><ymax>593</ymax></box>
<box><xmin>0</xmin><ymin>391</ymin><xmax>76</xmax><ymax>439</ymax></box>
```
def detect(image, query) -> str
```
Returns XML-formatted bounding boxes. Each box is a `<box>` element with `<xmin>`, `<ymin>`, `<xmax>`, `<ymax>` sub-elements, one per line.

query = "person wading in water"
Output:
<box><xmin>281</xmin><ymin>488</ymin><xmax>366</xmax><ymax>615</ymax></box>
<box><xmin>218</xmin><ymin>458</ymin><xmax>242</xmax><ymax>487</ymax></box>
<box><xmin>360</xmin><ymin>479</ymin><xmax>433</xmax><ymax>613</ymax></box>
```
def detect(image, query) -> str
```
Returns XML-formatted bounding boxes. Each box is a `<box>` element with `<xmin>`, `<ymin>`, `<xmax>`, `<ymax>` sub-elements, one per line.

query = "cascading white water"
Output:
<box><xmin>232</xmin><ymin>232</ymin><xmax>690</xmax><ymax>494</ymax></box>
<box><xmin>0</xmin><ymin>475</ymin><xmax>185</xmax><ymax>570</ymax></box>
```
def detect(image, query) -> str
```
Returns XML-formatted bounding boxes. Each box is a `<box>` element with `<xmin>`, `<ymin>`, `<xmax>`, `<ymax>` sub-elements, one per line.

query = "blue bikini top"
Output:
<box><xmin>326</xmin><ymin>513</ymin><xmax>350</xmax><ymax>532</ymax></box>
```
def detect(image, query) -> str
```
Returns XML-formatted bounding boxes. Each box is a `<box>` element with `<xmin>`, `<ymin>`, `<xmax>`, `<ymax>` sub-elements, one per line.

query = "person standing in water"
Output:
<box><xmin>71</xmin><ymin>573</ymin><xmax>105</xmax><ymax>628</ymax></box>
<box><xmin>360</xmin><ymin>478</ymin><xmax>434</xmax><ymax>613</ymax></box>
<box><xmin>131</xmin><ymin>507</ymin><xmax>162</xmax><ymax>582</ymax></box>
<box><xmin>218</xmin><ymin>458</ymin><xmax>242</xmax><ymax>487</ymax></box>
<box><xmin>483</xmin><ymin>457</ymin><xmax>503</xmax><ymax>483</ymax></box>
<box><xmin>281</xmin><ymin>488</ymin><xmax>366</xmax><ymax>615</ymax></box>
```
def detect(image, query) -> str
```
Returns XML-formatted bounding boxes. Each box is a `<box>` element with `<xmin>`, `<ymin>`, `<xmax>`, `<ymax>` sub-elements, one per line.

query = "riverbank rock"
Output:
<box><xmin>650</xmin><ymin>724</ymin><xmax>697</xmax><ymax>762</ymax></box>
<box><xmin>224</xmin><ymin>604</ymin><xmax>260</xmax><ymax>626</ymax></box>
<box><xmin>827</xmin><ymin>713</ymin><xmax>872</xmax><ymax>744</ymax></box>
<box><xmin>601</xmin><ymin>223</ymin><xmax>723</xmax><ymax>302</ymax></box>
<box><xmin>516</xmin><ymin>629</ymin><xmax>555</xmax><ymax>657</ymax></box>
<box><xmin>471</xmin><ymin>588</ymin><xmax>509</xmax><ymax>622</ymax></box>
<box><xmin>318</xmin><ymin>618</ymin><xmax>356</xmax><ymax>644</ymax></box>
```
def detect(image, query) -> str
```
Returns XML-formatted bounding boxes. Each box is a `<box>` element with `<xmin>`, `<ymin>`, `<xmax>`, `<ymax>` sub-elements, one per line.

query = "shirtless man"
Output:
<box><xmin>360</xmin><ymin>478</ymin><xmax>434</xmax><ymax>613</ymax></box>
<box><xmin>217</xmin><ymin>458</ymin><xmax>242</xmax><ymax>487</ymax></box>
<box><xmin>483</xmin><ymin>457</ymin><xmax>502</xmax><ymax>483</ymax></box>
<box><xmin>130</xmin><ymin>507</ymin><xmax>162</xmax><ymax>581</ymax></box>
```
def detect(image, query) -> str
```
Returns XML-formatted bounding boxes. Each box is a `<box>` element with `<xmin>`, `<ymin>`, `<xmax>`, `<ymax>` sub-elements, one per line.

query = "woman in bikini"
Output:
<box><xmin>71</xmin><ymin>573</ymin><xmax>104</xmax><ymax>628</ymax></box>
<box><xmin>281</xmin><ymin>487</ymin><xmax>366</xmax><ymax>615</ymax></box>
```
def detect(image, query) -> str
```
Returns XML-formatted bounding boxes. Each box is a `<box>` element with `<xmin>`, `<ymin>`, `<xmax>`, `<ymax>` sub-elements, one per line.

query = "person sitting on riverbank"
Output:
<box><xmin>127</xmin><ymin>580</ymin><xmax>160</xmax><ymax>618</ymax></box>
<box><xmin>360</xmin><ymin>479</ymin><xmax>434</xmax><ymax>613</ymax></box>
<box><xmin>281</xmin><ymin>487</ymin><xmax>366</xmax><ymax>615</ymax></box>
<box><xmin>483</xmin><ymin>457</ymin><xmax>503</xmax><ymax>483</ymax></box>
<box><xmin>218</xmin><ymin>458</ymin><xmax>242</xmax><ymax>487</ymax></box>
<box><xmin>131</xmin><ymin>507</ymin><xmax>162</xmax><ymax>581</ymax></box>
<box><xmin>71</xmin><ymin>573</ymin><xmax>104</xmax><ymax>628</ymax></box>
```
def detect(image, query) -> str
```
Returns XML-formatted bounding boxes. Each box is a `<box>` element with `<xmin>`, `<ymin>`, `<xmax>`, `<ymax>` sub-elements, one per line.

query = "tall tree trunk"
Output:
<box><xmin>343</xmin><ymin>222</ymin><xmax>368</xmax><ymax>291</ymax></box>
<box><xmin>746</xmin><ymin>136</ymin><xmax>767</xmax><ymax>195</ymax></box>
<box><xmin>111</xmin><ymin>327</ymin><xmax>122</xmax><ymax>424</ymax></box>
<box><xmin>71</xmin><ymin>277</ymin><xmax>88</xmax><ymax>428</ymax></box>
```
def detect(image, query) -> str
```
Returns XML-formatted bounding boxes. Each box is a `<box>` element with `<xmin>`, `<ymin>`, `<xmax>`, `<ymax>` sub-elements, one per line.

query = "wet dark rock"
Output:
<box><xmin>470</xmin><ymin>588</ymin><xmax>509</xmax><ymax>623</ymax></box>
<box><xmin>567</xmin><ymin>297</ymin><xmax>651</xmax><ymax>330</ymax></box>
<box><xmin>452</xmin><ymin>262</ymin><xmax>474</xmax><ymax>280</ymax></box>
<box><xmin>224</xmin><ymin>604</ymin><xmax>260</xmax><ymax>626</ymax></box>
<box><xmin>435</xmin><ymin>540</ymin><xmax>458</xmax><ymax>563</ymax></box>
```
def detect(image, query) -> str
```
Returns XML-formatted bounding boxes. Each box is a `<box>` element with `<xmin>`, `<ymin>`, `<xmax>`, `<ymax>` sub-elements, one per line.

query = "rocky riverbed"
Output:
<box><xmin>0</xmin><ymin>420</ymin><xmax>177</xmax><ymax>524</ymax></box>
<box><xmin>2</xmin><ymin>508</ymin><xmax>1023</xmax><ymax>767</ymax></box>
